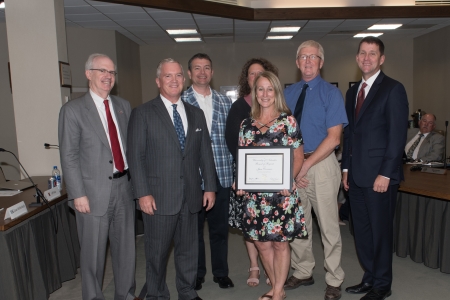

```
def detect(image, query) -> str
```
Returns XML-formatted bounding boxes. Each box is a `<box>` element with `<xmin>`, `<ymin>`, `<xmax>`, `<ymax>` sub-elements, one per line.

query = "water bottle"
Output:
<box><xmin>52</xmin><ymin>166</ymin><xmax>62</xmax><ymax>190</ymax></box>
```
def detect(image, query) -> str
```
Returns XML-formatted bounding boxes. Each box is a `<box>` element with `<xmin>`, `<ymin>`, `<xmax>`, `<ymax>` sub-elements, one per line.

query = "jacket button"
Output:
<box><xmin>109</xmin><ymin>160</ymin><xmax>113</xmax><ymax>164</ymax></box>
<box><xmin>109</xmin><ymin>176</ymin><xmax>112</xmax><ymax>180</ymax></box>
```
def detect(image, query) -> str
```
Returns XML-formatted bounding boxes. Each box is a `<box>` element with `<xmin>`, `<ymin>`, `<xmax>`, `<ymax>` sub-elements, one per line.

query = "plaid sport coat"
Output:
<box><xmin>182</xmin><ymin>86</ymin><xmax>233</xmax><ymax>188</ymax></box>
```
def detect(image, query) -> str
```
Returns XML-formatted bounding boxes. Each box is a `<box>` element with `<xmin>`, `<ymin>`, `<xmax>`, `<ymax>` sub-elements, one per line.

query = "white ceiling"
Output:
<box><xmin>0</xmin><ymin>0</ymin><xmax>450</xmax><ymax>45</ymax></box>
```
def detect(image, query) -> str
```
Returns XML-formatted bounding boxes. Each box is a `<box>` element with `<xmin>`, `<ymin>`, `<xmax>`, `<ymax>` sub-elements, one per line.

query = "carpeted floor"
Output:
<box><xmin>49</xmin><ymin>219</ymin><xmax>450</xmax><ymax>300</ymax></box>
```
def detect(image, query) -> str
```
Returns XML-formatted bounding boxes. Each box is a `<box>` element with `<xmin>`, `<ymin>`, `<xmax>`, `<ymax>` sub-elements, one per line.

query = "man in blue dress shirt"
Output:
<box><xmin>283</xmin><ymin>40</ymin><xmax>348</xmax><ymax>300</ymax></box>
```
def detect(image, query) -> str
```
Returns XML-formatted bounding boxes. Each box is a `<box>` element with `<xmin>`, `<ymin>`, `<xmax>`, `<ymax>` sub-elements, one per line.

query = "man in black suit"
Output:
<box><xmin>342</xmin><ymin>37</ymin><xmax>409</xmax><ymax>300</ymax></box>
<box><xmin>127</xmin><ymin>58</ymin><xmax>217</xmax><ymax>300</ymax></box>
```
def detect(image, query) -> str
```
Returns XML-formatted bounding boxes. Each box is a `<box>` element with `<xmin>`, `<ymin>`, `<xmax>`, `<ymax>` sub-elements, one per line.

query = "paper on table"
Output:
<box><xmin>0</xmin><ymin>190</ymin><xmax>22</xmax><ymax>197</ymax></box>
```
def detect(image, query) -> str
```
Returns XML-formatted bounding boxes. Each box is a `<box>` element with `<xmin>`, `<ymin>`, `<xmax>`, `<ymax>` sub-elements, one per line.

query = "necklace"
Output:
<box><xmin>256</xmin><ymin>116</ymin><xmax>278</xmax><ymax>129</ymax></box>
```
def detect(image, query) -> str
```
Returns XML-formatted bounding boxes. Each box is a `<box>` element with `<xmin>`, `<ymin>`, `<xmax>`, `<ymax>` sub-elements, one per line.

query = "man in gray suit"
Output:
<box><xmin>59</xmin><ymin>54</ymin><xmax>137</xmax><ymax>300</ymax></box>
<box><xmin>405</xmin><ymin>113</ymin><xmax>445</xmax><ymax>162</ymax></box>
<box><xmin>127</xmin><ymin>58</ymin><xmax>217</xmax><ymax>300</ymax></box>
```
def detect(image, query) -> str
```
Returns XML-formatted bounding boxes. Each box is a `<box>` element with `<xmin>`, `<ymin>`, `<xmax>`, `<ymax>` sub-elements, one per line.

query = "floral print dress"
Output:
<box><xmin>238</xmin><ymin>113</ymin><xmax>307</xmax><ymax>242</ymax></box>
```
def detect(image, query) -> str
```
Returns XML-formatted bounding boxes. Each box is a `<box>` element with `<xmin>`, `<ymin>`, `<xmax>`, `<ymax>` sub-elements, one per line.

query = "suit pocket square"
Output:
<box><xmin>196</xmin><ymin>128</ymin><xmax>202</xmax><ymax>132</ymax></box>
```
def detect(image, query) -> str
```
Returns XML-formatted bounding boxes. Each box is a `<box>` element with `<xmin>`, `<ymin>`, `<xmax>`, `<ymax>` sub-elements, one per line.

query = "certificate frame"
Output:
<box><xmin>59</xmin><ymin>61</ymin><xmax>72</xmax><ymax>88</ymax></box>
<box><xmin>236</xmin><ymin>146</ymin><xmax>293</xmax><ymax>192</ymax></box>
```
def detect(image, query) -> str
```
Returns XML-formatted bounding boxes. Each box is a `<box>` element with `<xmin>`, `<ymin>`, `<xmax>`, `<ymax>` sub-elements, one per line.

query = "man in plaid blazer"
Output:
<box><xmin>182</xmin><ymin>53</ymin><xmax>234</xmax><ymax>290</ymax></box>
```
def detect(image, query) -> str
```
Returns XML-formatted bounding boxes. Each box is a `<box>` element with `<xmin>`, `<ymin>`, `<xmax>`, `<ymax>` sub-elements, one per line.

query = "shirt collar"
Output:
<box><xmin>361</xmin><ymin>70</ymin><xmax>381</xmax><ymax>87</ymax></box>
<box><xmin>160</xmin><ymin>94</ymin><xmax>183</xmax><ymax>109</ymax></box>
<box><xmin>90</xmin><ymin>89</ymin><xmax>111</xmax><ymax>108</ymax></box>
<box><xmin>192</xmin><ymin>86</ymin><xmax>212</xmax><ymax>99</ymax></box>
<box><xmin>301</xmin><ymin>74</ymin><xmax>322</xmax><ymax>89</ymax></box>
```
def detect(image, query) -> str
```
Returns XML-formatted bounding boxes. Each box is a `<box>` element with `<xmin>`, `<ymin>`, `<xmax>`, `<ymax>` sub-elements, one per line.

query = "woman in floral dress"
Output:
<box><xmin>235</xmin><ymin>71</ymin><xmax>307</xmax><ymax>300</ymax></box>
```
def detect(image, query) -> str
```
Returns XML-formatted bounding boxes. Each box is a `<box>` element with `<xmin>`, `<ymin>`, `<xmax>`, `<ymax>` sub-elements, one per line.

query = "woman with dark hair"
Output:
<box><xmin>225</xmin><ymin>58</ymin><xmax>279</xmax><ymax>287</ymax></box>
<box><xmin>236</xmin><ymin>71</ymin><xmax>307</xmax><ymax>300</ymax></box>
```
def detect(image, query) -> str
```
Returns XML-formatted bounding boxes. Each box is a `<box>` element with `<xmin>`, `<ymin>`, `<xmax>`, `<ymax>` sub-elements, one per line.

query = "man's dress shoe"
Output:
<box><xmin>345</xmin><ymin>282</ymin><xmax>373</xmax><ymax>294</ymax></box>
<box><xmin>361</xmin><ymin>289</ymin><xmax>392</xmax><ymax>300</ymax></box>
<box><xmin>213</xmin><ymin>276</ymin><xmax>234</xmax><ymax>288</ymax></box>
<box><xmin>195</xmin><ymin>277</ymin><xmax>205</xmax><ymax>291</ymax></box>
<box><xmin>283</xmin><ymin>276</ymin><xmax>314</xmax><ymax>290</ymax></box>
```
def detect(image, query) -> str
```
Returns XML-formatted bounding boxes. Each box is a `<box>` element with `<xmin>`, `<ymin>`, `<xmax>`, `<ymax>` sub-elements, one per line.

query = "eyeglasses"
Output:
<box><xmin>297</xmin><ymin>54</ymin><xmax>322</xmax><ymax>61</ymax></box>
<box><xmin>90</xmin><ymin>69</ymin><xmax>117</xmax><ymax>76</ymax></box>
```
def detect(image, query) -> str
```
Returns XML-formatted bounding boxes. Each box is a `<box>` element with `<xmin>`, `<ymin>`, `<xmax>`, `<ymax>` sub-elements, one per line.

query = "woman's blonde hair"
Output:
<box><xmin>250</xmin><ymin>71</ymin><xmax>291</xmax><ymax>119</ymax></box>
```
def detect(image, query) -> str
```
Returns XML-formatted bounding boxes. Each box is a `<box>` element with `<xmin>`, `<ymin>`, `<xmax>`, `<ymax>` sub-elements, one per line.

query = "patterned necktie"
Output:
<box><xmin>293</xmin><ymin>83</ymin><xmax>308</xmax><ymax>126</ymax></box>
<box><xmin>407</xmin><ymin>133</ymin><xmax>424</xmax><ymax>159</ymax></box>
<box><xmin>172</xmin><ymin>104</ymin><xmax>186</xmax><ymax>151</ymax></box>
<box><xmin>103</xmin><ymin>100</ymin><xmax>125</xmax><ymax>172</ymax></box>
<box><xmin>355</xmin><ymin>82</ymin><xmax>368</xmax><ymax>118</ymax></box>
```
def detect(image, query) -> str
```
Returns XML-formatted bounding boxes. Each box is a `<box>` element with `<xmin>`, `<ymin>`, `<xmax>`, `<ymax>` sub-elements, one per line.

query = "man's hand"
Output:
<box><xmin>203</xmin><ymin>191</ymin><xmax>216</xmax><ymax>211</ymax></box>
<box><xmin>74</xmin><ymin>196</ymin><xmax>90</xmax><ymax>213</ymax></box>
<box><xmin>295</xmin><ymin>173</ymin><xmax>310</xmax><ymax>189</ymax></box>
<box><xmin>139</xmin><ymin>195</ymin><xmax>157</xmax><ymax>215</ymax></box>
<box><xmin>342</xmin><ymin>172</ymin><xmax>349</xmax><ymax>191</ymax></box>
<box><xmin>373</xmin><ymin>175</ymin><xmax>390</xmax><ymax>193</ymax></box>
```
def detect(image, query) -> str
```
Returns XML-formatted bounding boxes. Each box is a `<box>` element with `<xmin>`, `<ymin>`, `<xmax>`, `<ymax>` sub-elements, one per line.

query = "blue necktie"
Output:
<box><xmin>172</xmin><ymin>104</ymin><xmax>186</xmax><ymax>151</ymax></box>
<box><xmin>293</xmin><ymin>83</ymin><xmax>308</xmax><ymax>126</ymax></box>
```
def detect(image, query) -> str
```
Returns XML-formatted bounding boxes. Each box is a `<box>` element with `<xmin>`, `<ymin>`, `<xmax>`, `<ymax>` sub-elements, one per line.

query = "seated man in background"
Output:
<box><xmin>405</xmin><ymin>113</ymin><xmax>445</xmax><ymax>162</ymax></box>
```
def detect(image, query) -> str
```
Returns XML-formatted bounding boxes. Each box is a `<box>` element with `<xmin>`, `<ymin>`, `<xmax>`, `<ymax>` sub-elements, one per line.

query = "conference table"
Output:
<box><xmin>395</xmin><ymin>165</ymin><xmax>450</xmax><ymax>273</ymax></box>
<box><xmin>0</xmin><ymin>177</ymin><xmax>80</xmax><ymax>300</ymax></box>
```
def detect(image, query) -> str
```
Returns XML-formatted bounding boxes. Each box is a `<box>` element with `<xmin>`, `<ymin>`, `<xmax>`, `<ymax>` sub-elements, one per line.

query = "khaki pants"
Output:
<box><xmin>290</xmin><ymin>153</ymin><xmax>345</xmax><ymax>287</ymax></box>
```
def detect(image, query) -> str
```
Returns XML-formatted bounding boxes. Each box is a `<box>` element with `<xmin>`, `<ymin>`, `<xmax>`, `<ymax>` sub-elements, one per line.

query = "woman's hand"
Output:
<box><xmin>279</xmin><ymin>189</ymin><xmax>291</xmax><ymax>197</ymax></box>
<box><xmin>232</xmin><ymin>181</ymin><xmax>246</xmax><ymax>196</ymax></box>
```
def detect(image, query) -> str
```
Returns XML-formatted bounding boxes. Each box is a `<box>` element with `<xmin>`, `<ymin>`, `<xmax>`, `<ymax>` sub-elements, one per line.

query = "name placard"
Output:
<box><xmin>44</xmin><ymin>187</ymin><xmax>61</xmax><ymax>202</ymax></box>
<box><xmin>4</xmin><ymin>201</ymin><xmax>28</xmax><ymax>220</ymax></box>
<box><xmin>421</xmin><ymin>167</ymin><xmax>447</xmax><ymax>175</ymax></box>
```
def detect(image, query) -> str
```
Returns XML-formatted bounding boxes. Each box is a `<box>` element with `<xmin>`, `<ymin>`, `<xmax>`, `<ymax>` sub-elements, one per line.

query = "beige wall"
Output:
<box><xmin>140</xmin><ymin>39</ymin><xmax>414</xmax><ymax>110</ymax></box>
<box><xmin>115</xmin><ymin>31</ymin><xmax>142</xmax><ymax>108</ymax></box>
<box><xmin>66</xmin><ymin>26</ymin><xmax>117</xmax><ymax>98</ymax></box>
<box><xmin>0</xmin><ymin>23</ymin><xmax>20</xmax><ymax>180</ymax></box>
<box><xmin>414</xmin><ymin>25</ymin><xmax>450</xmax><ymax>159</ymax></box>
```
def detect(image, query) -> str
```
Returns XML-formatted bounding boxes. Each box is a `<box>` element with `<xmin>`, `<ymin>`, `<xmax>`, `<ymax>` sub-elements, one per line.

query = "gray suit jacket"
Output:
<box><xmin>407</xmin><ymin>130</ymin><xmax>445</xmax><ymax>162</ymax></box>
<box><xmin>127</xmin><ymin>96</ymin><xmax>217</xmax><ymax>215</ymax></box>
<box><xmin>58</xmin><ymin>92</ymin><xmax>132</xmax><ymax>216</ymax></box>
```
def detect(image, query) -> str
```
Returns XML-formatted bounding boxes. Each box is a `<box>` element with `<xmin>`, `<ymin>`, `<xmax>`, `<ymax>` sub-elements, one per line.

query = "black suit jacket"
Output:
<box><xmin>342</xmin><ymin>71</ymin><xmax>409</xmax><ymax>187</ymax></box>
<box><xmin>127</xmin><ymin>96</ymin><xmax>217</xmax><ymax>215</ymax></box>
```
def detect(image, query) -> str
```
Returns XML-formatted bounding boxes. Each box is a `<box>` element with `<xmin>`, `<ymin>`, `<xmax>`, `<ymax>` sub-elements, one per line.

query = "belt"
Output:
<box><xmin>304</xmin><ymin>152</ymin><xmax>314</xmax><ymax>159</ymax></box>
<box><xmin>113</xmin><ymin>169</ymin><xmax>128</xmax><ymax>179</ymax></box>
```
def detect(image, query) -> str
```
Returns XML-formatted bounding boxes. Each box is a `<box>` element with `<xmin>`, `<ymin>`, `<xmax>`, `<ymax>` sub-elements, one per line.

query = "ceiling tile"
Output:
<box><xmin>93</xmin><ymin>5</ymin><xmax>144</xmax><ymax>14</ymax></box>
<box><xmin>74</xmin><ymin>20</ymin><xmax>118</xmax><ymax>26</ymax></box>
<box><xmin>304</xmin><ymin>20</ymin><xmax>344</xmax><ymax>27</ymax></box>
<box><xmin>270</xmin><ymin>20</ymin><xmax>308</xmax><ymax>27</ymax></box>
<box><xmin>64</xmin><ymin>0</ymin><xmax>90</xmax><ymax>6</ymax></box>
<box><xmin>115</xmin><ymin>19</ymin><xmax>157</xmax><ymax>27</ymax></box>
<box><xmin>64</xmin><ymin>6</ymin><xmax>98</xmax><ymax>14</ymax></box>
<box><xmin>146</xmin><ymin>9</ymin><xmax>193</xmax><ymax>19</ymax></box>
<box><xmin>65</xmin><ymin>13</ymin><xmax>110</xmax><ymax>22</ymax></box>
<box><xmin>105</xmin><ymin>12</ymin><xmax>152</xmax><ymax>20</ymax></box>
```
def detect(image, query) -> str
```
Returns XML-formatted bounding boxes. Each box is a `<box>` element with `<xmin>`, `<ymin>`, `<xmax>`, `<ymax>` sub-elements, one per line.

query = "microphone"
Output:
<box><xmin>0</xmin><ymin>148</ymin><xmax>44</xmax><ymax>206</ymax></box>
<box><xmin>44</xmin><ymin>143</ymin><xmax>59</xmax><ymax>149</ymax></box>
<box><xmin>445</xmin><ymin>121</ymin><xmax>448</xmax><ymax>169</ymax></box>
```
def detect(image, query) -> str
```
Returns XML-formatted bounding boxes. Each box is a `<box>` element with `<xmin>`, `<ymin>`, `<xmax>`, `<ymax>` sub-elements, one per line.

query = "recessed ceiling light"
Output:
<box><xmin>167</xmin><ymin>29</ymin><xmax>198</xmax><ymax>35</ymax></box>
<box><xmin>270</xmin><ymin>27</ymin><xmax>301</xmax><ymax>33</ymax></box>
<box><xmin>266</xmin><ymin>35</ymin><xmax>293</xmax><ymax>40</ymax></box>
<box><xmin>368</xmin><ymin>24</ymin><xmax>402</xmax><ymax>30</ymax></box>
<box><xmin>175</xmin><ymin>37</ymin><xmax>202</xmax><ymax>42</ymax></box>
<box><xmin>354</xmin><ymin>33</ymin><xmax>384</xmax><ymax>38</ymax></box>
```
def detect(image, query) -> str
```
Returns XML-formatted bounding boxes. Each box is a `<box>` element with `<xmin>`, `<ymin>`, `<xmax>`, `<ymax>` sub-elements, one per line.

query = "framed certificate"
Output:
<box><xmin>59</xmin><ymin>61</ymin><xmax>72</xmax><ymax>88</ymax></box>
<box><xmin>236</xmin><ymin>146</ymin><xmax>293</xmax><ymax>192</ymax></box>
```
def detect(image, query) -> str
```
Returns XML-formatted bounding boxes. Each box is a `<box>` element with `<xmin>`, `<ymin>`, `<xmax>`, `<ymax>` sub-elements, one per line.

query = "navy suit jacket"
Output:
<box><xmin>342</xmin><ymin>71</ymin><xmax>409</xmax><ymax>187</ymax></box>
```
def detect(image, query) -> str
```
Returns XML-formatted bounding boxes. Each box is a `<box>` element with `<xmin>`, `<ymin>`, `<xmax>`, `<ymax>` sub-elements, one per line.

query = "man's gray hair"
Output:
<box><xmin>296</xmin><ymin>40</ymin><xmax>325</xmax><ymax>62</ymax></box>
<box><xmin>85</xmin><ymin>53</ymin><xmax>115</xmax><ymax>71</ymax></box>
<box><xmin>156</xmin><ymin>58</ymin><xmax>184</xmax><ymax>78</ymax></box>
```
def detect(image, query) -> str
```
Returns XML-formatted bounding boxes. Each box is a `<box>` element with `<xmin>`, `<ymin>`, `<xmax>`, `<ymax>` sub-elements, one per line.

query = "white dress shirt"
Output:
<box><xmin>405</xmin><ymin>131</ymin><xmax>430</xmax><ymax>160</ymax></box>
<box><xmin>90</xmin><ymin>90</ymin><xmax>128</xmax><ymax>172</ymax></box>
<box><xmin>160</xmin><ymin>94</ymin><xmax>188</xmax><ymax>135</ymax></box>
<box><xmin>192</xmin><ymin>86</ymin><xmax>213</xmax><ymax>134</ymax></box>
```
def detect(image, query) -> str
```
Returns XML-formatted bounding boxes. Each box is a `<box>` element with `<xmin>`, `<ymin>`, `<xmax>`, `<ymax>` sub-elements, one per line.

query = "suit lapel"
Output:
<box><xmin>153</xmin><ymin>97</ymin><xmax>183</xmax><ymax>151</ymax></box>
<box><xmin>356</xmin><ymin>72</ymin><xmax>384</xmax><ymax>124</ymax></box>
<box><xmin>184</xmin><ymin>103</ymin><xmax>196</xmax><ymax>152</ymax></box>
<box><xmin>84</xmin><ymin>93</ymin><xmax>110</xmax><ymax>150</ymax></box>
<box><xmin>110</xmin><ymin>96</ymin><xmax>127</xmax><ymax>151</ymax></box>
<box><xmin>211</xmin><ymin>90</ymin><xmax>220</xmax><ymax>136</ymax></box>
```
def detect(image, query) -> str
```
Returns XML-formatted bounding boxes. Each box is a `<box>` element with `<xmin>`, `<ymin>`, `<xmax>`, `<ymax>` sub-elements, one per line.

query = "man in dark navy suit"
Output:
<box><xmin>342</xmin><ymin>37</ymin><xmax>408</xmax><ymax>300</ymax></box>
